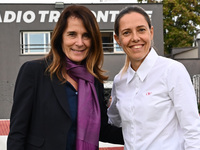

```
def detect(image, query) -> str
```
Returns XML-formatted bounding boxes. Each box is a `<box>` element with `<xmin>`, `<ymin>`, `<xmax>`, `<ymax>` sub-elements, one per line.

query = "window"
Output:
<box><xmin>21</xmin><ymin>31</ymin><xmax>51</xmax><ymax>54</ymax></box>
<box><xmin>101</xmin><ymin>31</ymin><xmax>123</xmax><ymax>53</ymax></box>
<box><xmin>21</xmin><ymin>31</ymin><xmax>123</xmax><ymax>55</ymax></box>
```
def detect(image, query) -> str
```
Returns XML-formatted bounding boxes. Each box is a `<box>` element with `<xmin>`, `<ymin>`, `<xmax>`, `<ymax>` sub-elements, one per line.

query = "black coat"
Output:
<box><xmin>7</xmin><ymin>59</ymin><xmax>123</xmax><ymax>150</ymax></box>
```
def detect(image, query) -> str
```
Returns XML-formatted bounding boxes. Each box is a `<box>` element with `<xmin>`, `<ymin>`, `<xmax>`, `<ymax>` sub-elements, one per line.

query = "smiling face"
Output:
<box><xmin>62</xmin><ymin>16</ymin><xmax>91</xmax><ymax>64</ymax></box>
<box><xmin>114</xmin><ymin>12</ymin><xmax>154</xmax><ymax>70</ymax></box>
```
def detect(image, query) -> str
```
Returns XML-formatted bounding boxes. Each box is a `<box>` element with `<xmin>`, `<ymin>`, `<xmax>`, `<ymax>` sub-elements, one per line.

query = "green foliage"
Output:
<box><xmin>138</xmin><ymin>0</ymin><xmax>200</xmax><ymax>54</ymax></box>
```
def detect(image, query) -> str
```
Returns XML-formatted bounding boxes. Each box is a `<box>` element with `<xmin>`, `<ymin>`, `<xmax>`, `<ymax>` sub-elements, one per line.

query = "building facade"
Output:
<box><xmin>0</xmin><ymin>3</ymin><xmax>163</xmax><ymax>118</ymax></box>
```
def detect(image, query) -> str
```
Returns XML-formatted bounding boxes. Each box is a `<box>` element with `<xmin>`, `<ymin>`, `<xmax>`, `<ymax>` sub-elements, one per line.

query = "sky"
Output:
<box><xmin>0</xmin><ymin>0</ymin><xmax>138</xmax><ymax>3</ymax></box>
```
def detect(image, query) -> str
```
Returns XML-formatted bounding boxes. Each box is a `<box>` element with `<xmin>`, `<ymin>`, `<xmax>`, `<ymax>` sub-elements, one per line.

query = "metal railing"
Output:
<box><xmin>193</xmin><ymin>74</ymin><xmax>200</xmax><ymax>104</ymax></box>
<box><xmin>20</xmin><ymin>44</ymin><xmax>51</xmax><ymax>54</ymax></box>
<box><xmin>20</xmin><ymin>43</ymin><xmax>122</xmax><ymax>54</ymax></box>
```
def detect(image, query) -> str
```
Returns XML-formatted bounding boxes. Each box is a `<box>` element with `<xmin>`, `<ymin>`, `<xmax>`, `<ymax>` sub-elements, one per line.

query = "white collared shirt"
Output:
<box><xmin>108</xmin><ymin>48</ymin><xmax>200</xmax><ymax>150</ymax></box>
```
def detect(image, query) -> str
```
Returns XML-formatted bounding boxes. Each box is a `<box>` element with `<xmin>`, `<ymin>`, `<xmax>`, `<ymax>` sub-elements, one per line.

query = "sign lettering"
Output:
<box><xmin>0</xmin><ymin>10</ymin><xmax>152</xmax><ymax>24</ymax></box>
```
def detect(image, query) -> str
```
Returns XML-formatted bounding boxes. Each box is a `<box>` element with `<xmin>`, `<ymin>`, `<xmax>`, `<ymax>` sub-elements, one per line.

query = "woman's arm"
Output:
<box><xmin>167</xmin><ymin>62</ymin><xmax>200</xmax><ymax>149</ymax></box>
<box><xmin>107</xmin><ymin>81</ymin><xmax>122</xmax><ymax>127</ymax></box>
<box><xmin>7</xmin><ymin>61</ymin><xmax>36</xmax><ymax>150</ymax></box>
<box><xmin>95</xmin><ymin>80</ymin><xmax>124</xmax><ymax>144</ymax></box>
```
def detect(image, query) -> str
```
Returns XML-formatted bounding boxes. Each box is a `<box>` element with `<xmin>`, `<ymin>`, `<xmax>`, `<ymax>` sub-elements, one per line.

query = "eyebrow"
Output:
<box><xmin>121</xmin><ymin>24</ymin><xmax>147</xmax><ymax>31</ymax></box>
<box><xmin>65</xmin><ymin>31</ymin><xmax>76</xmax><ymax>35</ymax></box>
<box><xmin>137</xmin><ymin>25</ymin><xmax>147</xmax><ymax>28</ymax></box>
<box><xmin>66</xmin><ymin>31</ymin><xmax>76</xmax><ymax>33</ymax></box>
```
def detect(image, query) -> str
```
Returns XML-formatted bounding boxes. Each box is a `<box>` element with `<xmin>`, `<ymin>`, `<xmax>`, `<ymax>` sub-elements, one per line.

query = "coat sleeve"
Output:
<box><xmin>95</xmin><ymin>80</ymin><xmax>124</xmax><ymax>145</ymax></box>
<box><xmin>167</xmin><ymin>62</ymin><xmax>200</xmax><ymax>149</ymax></box>
<box><xmin>107</xmin><ymin>81</ymin><xmax>122</xmax><ymax>127</ymax></box>
<box><xmin>7</xmin><ymin>61</ymin><xmax>37</xmax><ymax>150</ymax></box>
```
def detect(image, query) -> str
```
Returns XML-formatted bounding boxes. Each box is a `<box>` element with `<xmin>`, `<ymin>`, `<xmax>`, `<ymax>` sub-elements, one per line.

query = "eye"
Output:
<box><xmin>67</xmin><ymin>32</ymin><xmax>76</xmax><ymax>37</ymax></box>
<box><xmin>83</xmin><ymin>33</ymin><xmax>90</xmax><ymax>39</ymax></box>
<box><xmin>122</xmin><ymin>30</ymin><xmax>130</xmax><ymax>36</ymax></box>
<box><xmin>138</xmin><ymin>28</ymin><xmax>146</xmax><ymax>33</ymax></box>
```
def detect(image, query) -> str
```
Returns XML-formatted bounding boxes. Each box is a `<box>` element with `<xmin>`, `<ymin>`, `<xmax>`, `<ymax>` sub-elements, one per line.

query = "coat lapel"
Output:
<box><xmin>51</xmin><ymin>74</ymin><xmax>71</xmax><ymax>118</ymax></box>
<box><xmin>50</xmin><ymin>72</ymin><xmax>101</xmax><ymax>119</ymax></box>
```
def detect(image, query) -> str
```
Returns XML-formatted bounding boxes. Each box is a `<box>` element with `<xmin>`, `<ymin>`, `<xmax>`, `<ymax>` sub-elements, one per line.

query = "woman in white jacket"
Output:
<box><xmin>108</xmin><ymin>5</ymin><xmax>200</xmax><ymax>150</ymax></box>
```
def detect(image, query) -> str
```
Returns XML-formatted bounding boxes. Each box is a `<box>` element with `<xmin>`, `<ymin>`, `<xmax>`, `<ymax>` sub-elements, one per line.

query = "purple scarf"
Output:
<box><xmin>65</xmin><ymin>57</ymin><xmax>101</xmax><ymax>150</ymax></box>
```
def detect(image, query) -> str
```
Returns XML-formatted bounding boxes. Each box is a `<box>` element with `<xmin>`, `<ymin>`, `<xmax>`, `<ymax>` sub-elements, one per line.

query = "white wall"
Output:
<box><xmin>0</xmin><ymin>136</ymin><xmax>7</xmax><ymax>150</ymax></box>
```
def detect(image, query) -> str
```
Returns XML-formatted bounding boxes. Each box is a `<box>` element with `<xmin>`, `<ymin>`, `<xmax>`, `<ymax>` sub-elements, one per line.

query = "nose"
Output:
<box><xmin>75</xmin><ymin>36</ymin><xmax>84</xmax><ymax>46</ymax></box>
<box><xmin>131</xmin><ymin>32</ymin><xmax>140</xmax><ymax>42</ymax></box>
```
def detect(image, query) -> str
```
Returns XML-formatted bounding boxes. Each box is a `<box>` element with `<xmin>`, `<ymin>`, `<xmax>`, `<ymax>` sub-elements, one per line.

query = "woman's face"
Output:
<box><xmin>62</xmin><ymin>16</ymin><xmax>91</xmax><ymax>64</ymax></box>
<box><xmin>114</xmin><ymin>12</ymin><xmax>153</xmax><ymax>70</ymax></box>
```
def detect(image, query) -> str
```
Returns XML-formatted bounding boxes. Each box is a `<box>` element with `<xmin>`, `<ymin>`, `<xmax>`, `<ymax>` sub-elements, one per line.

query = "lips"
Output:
<box><xmin>129</xmin><ymin>44</ymin><xmax>143</xmax><ymax>49</ymax></box>
<box><xmin>71</xmin><ymin>48</ymin><xmax>85</xmax><ymax>52</ymax></box>
<box><xmin>133</xmin><ymin>45</ymin><xmax>143</xmax><ymax>49</ymax></box>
